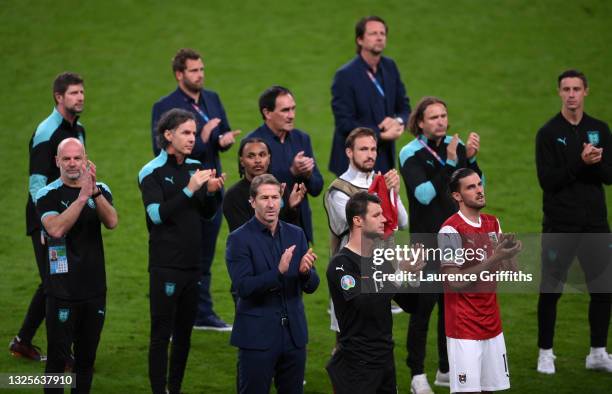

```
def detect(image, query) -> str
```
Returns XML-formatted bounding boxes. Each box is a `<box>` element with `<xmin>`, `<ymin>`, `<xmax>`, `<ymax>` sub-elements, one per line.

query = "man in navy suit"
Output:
<box><xmin>246</xmin><ymin>86</ymin><xmax>324</xmax><ymax>243</ymax></box>
<box><xmin>226</xmin><ymin>174</ymin><xmax>319</xmax><ymax>394</ymax></box>
<box><xmin>151</xmin><ymin>48</ymin><xmax>240</xmax><ymax>331</ymax></box>
<box><xmin>329</xmin><ymin>16</ymin><xmax>411</xmax><ymax>177</ymax></box>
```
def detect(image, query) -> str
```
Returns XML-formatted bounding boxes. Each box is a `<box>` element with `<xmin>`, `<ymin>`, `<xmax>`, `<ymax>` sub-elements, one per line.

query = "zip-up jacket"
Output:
<box><xmin>138</xmin><ymin>150</ymin><xmax>220</xmax><ymax>270</ymax></box>
<box><xmin>399</xmin><ymin>135</ymin><xmax>481</xmax><ymax>234</ymax></box>
<box><xmin>536</xmin><ymin>112</ymin><xmax>612</xmax><ymax>229</ymax></box>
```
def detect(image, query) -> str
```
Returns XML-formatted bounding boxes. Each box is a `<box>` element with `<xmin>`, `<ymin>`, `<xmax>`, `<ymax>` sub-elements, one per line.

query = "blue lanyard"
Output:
<box><xmin>418</xmin><ymin>138</ymin><xmax>446</xmax><ymax>166</ymax></box>
<box><xmin>366</xmin><ymin>71</ymin><xmax>385</xmax><ymax>97</ymax></box>
<box><xmin>191</xmin><ymin>103</ymin><xmax>210</xmax><ymax>123</ymax></box>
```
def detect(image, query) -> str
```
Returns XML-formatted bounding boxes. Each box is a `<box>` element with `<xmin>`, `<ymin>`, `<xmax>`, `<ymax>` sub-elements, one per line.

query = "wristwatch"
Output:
<box><xmin>92</xmin><ymin>189</ymin><xmax>102</xmax><ymax>199</ymax></box>
<box><xmin>395</xmin><ymin>117</ymin><xmax>404</xmax><ymax>126</ymax></box>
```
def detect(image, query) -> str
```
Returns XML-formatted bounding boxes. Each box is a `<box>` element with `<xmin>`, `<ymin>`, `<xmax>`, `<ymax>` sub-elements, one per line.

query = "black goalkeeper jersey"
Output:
<box><xmin>327</xmin><ymin>247</ymin><xmax>396</xmax><ymax>366</ymax></box>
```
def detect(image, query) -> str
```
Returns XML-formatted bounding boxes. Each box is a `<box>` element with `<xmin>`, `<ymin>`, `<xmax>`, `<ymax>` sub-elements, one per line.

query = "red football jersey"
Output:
<box><xmin>368</xmin><ymin>174</ymin><xmax>398</xmax><ymax>239</ymax></box>
<box><xmin>439</xmin><ymin>211</ymin><xmax>502</xmax><ymax>340</ymax></box>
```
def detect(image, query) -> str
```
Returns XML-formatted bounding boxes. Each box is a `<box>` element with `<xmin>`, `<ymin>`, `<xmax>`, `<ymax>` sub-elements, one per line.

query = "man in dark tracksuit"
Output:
<box><xmin>11</xmin><ymin>72</ymin><xmax>86</xmax><ymax>361</ymax></box>
<box><xmin>151</xmin><ymin>48</ymin><xmax>239</xmax><ymax>330</ymax></box>
<box><xmin>139</xmin><ymin>108</ymin><xmax>223</xmax><ymax>394</ymax></box>
<box><xmin>536</xmin><ymin>69</ymin><xmax>612</xmax><ymax>374</ymax></box>
<box><xmin>398</xmin><ymin>97</ymin><xmax>481</xmax><ymax>392</ymax></box>
<box><xmin>36</xmin><ymin>138</ymin><xmax>117</xmax><ymax>393</ymax></box>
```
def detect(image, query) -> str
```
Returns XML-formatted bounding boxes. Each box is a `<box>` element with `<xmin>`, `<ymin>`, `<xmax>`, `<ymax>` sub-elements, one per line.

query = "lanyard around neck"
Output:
<box><xmin>418</xmin><ymin>138</ymin><xmax>446</xmax><ymax>166</ymax></box>
<box><xmin>366</xmin><ymin>70</ymin><xmax>385</xmax><ymax>98</ymax></box>
<box><xmin>191</xmin><ymin>103</ymin><xmax>210</xmax><ymax>123</ymax></box>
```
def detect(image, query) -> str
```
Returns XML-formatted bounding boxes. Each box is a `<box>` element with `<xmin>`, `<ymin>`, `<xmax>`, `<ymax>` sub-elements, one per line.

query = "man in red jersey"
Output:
<box><xmin>437</xmin><ymin>168</ymin><xmax>522</xmax><ymax>393</ymax></box>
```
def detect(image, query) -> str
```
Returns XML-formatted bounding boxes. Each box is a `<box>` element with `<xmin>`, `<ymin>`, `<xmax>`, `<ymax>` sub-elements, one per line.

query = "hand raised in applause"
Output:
<box><xmin>278</xmin><ymin>245</ymin><xmax>296</xmax><ymax>274</ymax></box>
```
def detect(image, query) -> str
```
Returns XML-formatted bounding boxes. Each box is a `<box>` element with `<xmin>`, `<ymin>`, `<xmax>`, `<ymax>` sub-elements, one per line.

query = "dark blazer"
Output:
<box><xmin>226</xmin><ymin>217</ymin><xmax>319</xmax><ymax>350</ymax></box>
<box><xmin>151</xmin><ymin>87</ymin><xmax>231</xmax><ymax>173</ymax></box>
<box><xmin>329</xmin><ymin>55</ymin><xmax>410</xmax><ymax>176</ymax></box>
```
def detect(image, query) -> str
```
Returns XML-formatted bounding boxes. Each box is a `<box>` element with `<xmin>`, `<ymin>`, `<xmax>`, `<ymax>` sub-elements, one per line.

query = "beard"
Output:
<box><xmin>183</xmin><ymin>78</ymin><xmax>202</xmax><ymax>93</ymax></box>
<box><xmin>65</xmin><ymin>104</ymin><xmax>83</xmax><ymax>116</ymax></box>
<box><xmin>64</xmin><ymin>169</ymin><xmax>82</xmax><ymax>180</ymax></box>
<box><xmin>363</xmin><ymin>228</ymin><xmax>384</xmax><ymax>241</ymax></box>
<box><xmin>465</xmin><ymin>197</ymin><xmax>486</xmax><ymax>210</ymax></box>
<box><xmin>353</xmin><ymin>160</ymin><xmax>375</xmax><ymax>173</ymax></box>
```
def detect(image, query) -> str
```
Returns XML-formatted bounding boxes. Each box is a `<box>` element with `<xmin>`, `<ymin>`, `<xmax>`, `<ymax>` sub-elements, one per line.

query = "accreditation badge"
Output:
<box><xmin>48</xmin><ymin>239</ymin><xmax>68</xmax><ymax>275</ymax></box>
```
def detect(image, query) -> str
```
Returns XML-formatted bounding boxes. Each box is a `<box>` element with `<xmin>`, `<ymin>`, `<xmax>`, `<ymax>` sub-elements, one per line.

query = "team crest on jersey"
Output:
<box><xmin>488</xmin><ymin>232</ymin><xmax>499</xmax><ymax>244</ymax></box>
<box><xmin>58</xmin><ymin>308</ymin><xmax>70</xmax><ymax>323</ymax></box>
<box><xmin>587</xmin><ymin>130</ymin><xmax>600</xmax><ymax>146</ymax></box>
<box><xmin>87</xmin><ymin>198</ymin><xmax>96</xmax><ymax>209</ymax></box>
<box><xmin>340</xmin><ymin>275</ymin><xmax>355</xmax><ymax>290</ymax></box>
<box><xmin>165</xmin><ymin>282</ymin><xmax>176</xmax><ymax>296</ymax></box>
<box><xmin>458</xmin><ymin>372</ymin><xmax>467</xmax><ymax>384</ymax></box>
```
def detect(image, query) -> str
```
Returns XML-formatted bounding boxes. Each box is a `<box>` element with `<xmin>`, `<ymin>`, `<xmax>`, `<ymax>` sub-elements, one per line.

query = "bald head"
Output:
<box><xmin>56</xmin><ymin>138</ymin><xmax>87</xmax><ymax>182</ymax></box>
<box><xmin>57</xmin><ymin>137</ymin><xmax>85</xmax><ymax>156</ymax></box>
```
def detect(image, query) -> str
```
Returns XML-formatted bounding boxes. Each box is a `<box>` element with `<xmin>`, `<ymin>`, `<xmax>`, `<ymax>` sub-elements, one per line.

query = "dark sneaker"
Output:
<box><xmin>193</xmin><ymin>315</ymin><xmax>232</xmax><ymax>332</ymax></box>
<box><xmin>9</xmin><ymin>336</ymin><xmax>46</xmax><ymax>362</ymax></box>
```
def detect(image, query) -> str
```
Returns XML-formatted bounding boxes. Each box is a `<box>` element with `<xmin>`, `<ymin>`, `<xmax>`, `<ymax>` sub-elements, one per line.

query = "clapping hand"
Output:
<box><xmin>299</xmin><ymin>248</ymin><xmax>317</xmax><ymax>274</ymax></box>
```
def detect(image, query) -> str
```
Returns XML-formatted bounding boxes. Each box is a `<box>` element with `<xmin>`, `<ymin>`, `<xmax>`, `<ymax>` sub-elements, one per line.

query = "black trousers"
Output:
<box><xmin>195</xmin><ymin>211</ymin><xmax>222</xmax><ymax>322</ymax></box>
<box><xmin>45</xmin><ymin>295</ymin><xmax>105</xmax><ymax>394</ymax></box>
<box><xmin>326</xmin><ymin>351</ymin><xmax>396</xmax><ymax>394</ymax></box>
<box><xmin>149</xmin><ymin>267</ymin><xmax>199</xmax><ymax>394</ymax></box>
<box><xmin>406</xmin><ymin>287</ymin><xmax>449</xmax><ymax>376</ymax></box>
<box><xmin>538</xmin><ymin>228</ymin><xmax>612</xmax><ymax>349</ymax></box>
<box><xmin>18</xmin><ymin>232</ymin><xmax>47</xmax><ymax>343</ymax></box>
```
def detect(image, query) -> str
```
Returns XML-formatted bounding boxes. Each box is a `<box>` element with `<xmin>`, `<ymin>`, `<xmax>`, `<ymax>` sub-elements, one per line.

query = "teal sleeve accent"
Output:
<box><xmin>138</xmin><ymin>151</ymin><xmax>168</xmax><ymax>184</ymax></box>
<box><xmin>446</xmin><ymin>159</ymin><xmax>457</xmax><ymax>167</ymax></box>
<box><xmin>96</xmin><ymin>182</ymin><xmax>112</xmax><ymax>196</ymax></box>
<box><xmin>146</xmin><ymin>203</ymin><xmax>162</xmax><ymax>224</ymax></box>
<box><xmin>398</xmin><ymin>139</ymin><xmax>423</xmax><ymax>166</ymax></box>
<box><xmin>183</xmin><ymin>187</ymin><xmax>193</xmax><ymax>198</ymax></box>
<box><xmin>41</xmin><ymin>211</ymin><xmax>59</xmax><ymax>220</ymax></box>
<box><xmin>469</xmin><ymin>156</ymin><xmax>477</xmax><ymax>164</ymax></box>
<box><xmin>34</xmin><ymin>178</ymin><xmax>63</xmax><ymax>204</ymax></box>
<box><xmin>415</xmin><ymin>181</ymin><xmax>436</xmax><ymax>205</ymax></box>
<box><xmin>444</xmin><ymin>135</ymin><xmax>465</xmax><ymax>145</ymax></box>
<box><xmin>32</xmin><ymin>109</ymin><xmax>63</xmax><ymax>148</ymax></box>
<box><xmin>185</xmin><ymin>158</ymin><xmax>202</xmax><ymax>165</ymax></box>
<box><xmin>29</xmin><ymin>174</ymin><xmax>47</xmax><ymax>201</ymax></box>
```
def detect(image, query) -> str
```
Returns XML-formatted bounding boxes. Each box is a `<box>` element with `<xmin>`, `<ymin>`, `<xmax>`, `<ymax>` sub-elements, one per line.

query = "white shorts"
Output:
<box><xmin>447</xmin><ymin>332</ymin><xmax>510</xmax><ymax>393</ymax></box>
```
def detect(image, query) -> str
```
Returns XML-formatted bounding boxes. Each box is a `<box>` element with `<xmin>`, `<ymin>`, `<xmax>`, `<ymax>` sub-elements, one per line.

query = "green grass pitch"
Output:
<box><xmin>1</xmin><ymin>1</ymin><xmax>611</xmax><ymax>392</ymax></box>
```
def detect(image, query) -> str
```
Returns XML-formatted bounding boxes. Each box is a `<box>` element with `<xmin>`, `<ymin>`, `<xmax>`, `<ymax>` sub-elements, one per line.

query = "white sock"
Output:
<box><xmin>539</xmin><ymin>348</ymin><xmax>553</xmax><ymax>357</ymax></box>
<box><xmin>590</xmin><ymin>347</ymin><xmax>606</xmax><ymax>356</ymax></box>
